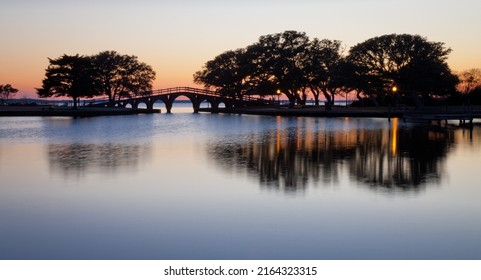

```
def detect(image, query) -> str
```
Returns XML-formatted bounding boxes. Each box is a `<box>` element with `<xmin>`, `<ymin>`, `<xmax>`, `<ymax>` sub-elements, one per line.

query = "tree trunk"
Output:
<box><xmin>310</xmin><ymin>88</ymin><xmax>321</xmax><ymax>106</ymax></box>
<box><xmin>296</xmin><ymin>95</ymin><xmax>305</xmax><ymax>106</ymax></box>
<box><xmin>321</xmin><ymin>89</ymin><xmax>332</xmax><ymax>110</ymax></box>
<box><xmin>72</xmin><ymin>97</ymin><xmax>78</xmax><ymax>109</ymax></box>
<box><xmin>300</xmin><ymin>90</ymin><xmax>307</xmax><ymax>106</ymax></box>
<box><xmin>287</xmin><ymin>95</ymin><xmax>296</xmax><ymax>108</ymax></box>
<box><xmin>356</xmin><ymin>91</ymin><xmax>362</xmax><ymax>100</ymax></box>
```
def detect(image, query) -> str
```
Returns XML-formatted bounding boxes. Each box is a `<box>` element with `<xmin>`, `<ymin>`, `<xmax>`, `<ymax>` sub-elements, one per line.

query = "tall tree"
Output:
<box><xmin>92</xmin><ymin>51</ymin><xmax>156</xmax><ymax>103</ymax></box>
<box><xmin>194</xmin><ymin>49</ymin><xmax>250</xmax><ymax>102</ymax></box>
<box><xmin>303</xmin><ymin>38</ymin><xmax>344</xmax><ymax>107</ymax></box>
<box><xmin>249</xmin><ymin>31</ymin><xmax>310</xmax><ymax>107</ymax></box>
<box><xmin>0</xmin><ymin>84</ymin><xmax>19</xmax><ymax>105</ymax></box>
<box><xmin>345</xmin><ymin>34</ymin><xmax>458</xmax><ymax>106</ymax></box>
<box><xmin>37</xmin><ymin>54</ymin><xmax>97</xmax><ymax>108</ymax></box>
<box><xmin>194</xmin><ymin>31</ymin><xmax>311</xmax><ymax>106</ymax></box>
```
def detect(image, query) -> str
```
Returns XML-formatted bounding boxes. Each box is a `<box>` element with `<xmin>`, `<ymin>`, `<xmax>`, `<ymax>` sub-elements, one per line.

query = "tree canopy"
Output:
<box><xmin>457</xmin><ymin>68</ymin><xmax>481</xmax><ymax>95</ymax></box>
<box><xmin>249</xmin><ymin>31</ymin><xmax>310</xmax><ymax>106</ymax></box>
<box><xmin>37</xmin><ymin>54</ymin><xmax>98</xmax><ymax>108</ymax></box>
<box><xmin>194</xmin><ymin>48</ymin><xmax>250</xmax><ymax>102</ymax></box>
<box><xmin>37</xmin><ymin>51</ymin><xmax>156</xmax><ymax>105</ymax></box>
<box><xmin>92</xmin><ymin>51</ymin><xmax>156</xmax><ymax>102</ymax></box>
<box><xmin>303</xmin><ymin>38</ymin><xmax>344</xmax><ymax>106</ymax></box>
<box><xmin>195</xmin><ymin>32</ymin><xmax>460</xmax><ymax>107</ymax></box>
<box><xmin>194</xmin><ymin>31</ymin><xmax>344</xmax><ymax>107</ymax></box>
<box><xmin>0</xmin><ymin>84</ymin><xmax>19</xmax><ymax>105</ymax></box>
<box><xmin>344</xmin><ymin>34</ymin><xmax>459</xmax><ymax>105</ymax></box>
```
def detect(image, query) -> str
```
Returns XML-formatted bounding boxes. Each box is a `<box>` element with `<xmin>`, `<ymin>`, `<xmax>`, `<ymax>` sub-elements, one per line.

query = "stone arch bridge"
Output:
<box><xmin>98</xmin><ymin>87</ymin><xmax>236</xmax><ymax>113</ymax></box>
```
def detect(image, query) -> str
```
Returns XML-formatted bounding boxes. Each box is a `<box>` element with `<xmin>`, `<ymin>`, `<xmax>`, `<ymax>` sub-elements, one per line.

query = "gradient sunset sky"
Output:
<box><xmin>1</xmin><ymin>0</ymin><xmax>480</xmax><ymax>98</ymax></box>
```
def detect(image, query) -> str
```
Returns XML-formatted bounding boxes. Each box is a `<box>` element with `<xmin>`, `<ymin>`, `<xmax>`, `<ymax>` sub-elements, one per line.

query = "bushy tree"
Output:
<box><xmin>195</xmin><ymin>31</ymin><xmax>337</xmax><ymax>107</ymax></box>
<box><xmin>92</xmin><ymin>51</ymin><xmax>156</xmax><ymax>102</ymax></box>
<box><xmin>37</xmin><ymin>51</ymin><xmax>156</xmax><ymax>106</ymax></box>
<box><xmin>248</xmin><ymin>31</ymin><xmax>310</xmax><ymax>106</ymax></box>
<box><xmin>37</xmin><ymin>54</ymin><xmax>97</xmax><ymax>108</ymax></box>
<box><xmin>194</xmin><ymin>49</ymin><xmax>250</xmax><ymax>102</ymax></box>
<box><xmin>345</xmin><ymin>34</ymin><xmax>458</xmax><ymax>106</ymax></box>
<box><xmin>304</xmin><ymin>38</ymin><xmax>344</xmax><ymax>107</ymax></box>
<box><xmin>195</xmin><ymin>32</ymin><xmax>459</xmax><ymax>108</ymax></box>
<box><xmin>0</xmin><ymin>84</ymin><xmax>19</xmax><ymax>105</ymax></box>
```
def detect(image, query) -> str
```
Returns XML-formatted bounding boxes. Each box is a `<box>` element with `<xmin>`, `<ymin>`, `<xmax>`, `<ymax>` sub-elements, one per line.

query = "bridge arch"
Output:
<box><xmin>120</xmin><ymin>100</ymin><xmax>135</xmax><ymax>108</ymax></box>
<box><xmin>97</xmin><ymin>87</ymin><xmax>242</xmax><ymax>113</ymax></box>
<box><xmin>150</xmin><ymin>92</ymin><xmax>218</xmax><ymax>113</ymax></box>
<box><xmin>136</xmin><ymin>101</ymin><xmax>148</xmax><ymax>109</ymax></box>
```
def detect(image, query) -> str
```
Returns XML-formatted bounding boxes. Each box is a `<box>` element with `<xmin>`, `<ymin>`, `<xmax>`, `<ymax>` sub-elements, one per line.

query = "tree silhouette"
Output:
<box><xmin>345</xmin><ymin>34</ymin><xmax>458</xmax><ymax>106</ymax></box>
<box><xmin>92</xmin><ymin>51</ymin><xmax>156</xmax><ymax>103</ymax></box>
<box><xmin>196</xmin><ymin>32</ymin><xmax>459</xmax><ymax>107</ymax></box>
<box><xmin>195</xmin><ymin>31</ymin><xmax>312</xmax><ymax>107</ymax></box>
<box><xmin>0</xmin><ymin>84</ymin><xmax>19</xmax><ymax>105</ymax></box>
<box><xmin>247</xmin><ymin>31</ymin><xmax>310</xmax><ymax>107</ymax></box>
<box><xmin>303</xmin><ymin>38</ymin><xmax>344</xmax><ymax>107</ymax></box>
<box><xmin>37</xmin><ymin>54</ymin><xmax>98</xmax><ymax>108</ymax></box>
<box><xmin>37</xmin><ymin>51</ymin><xmax>156</xmax><ymax>106</ymax></box>
<box><xmin>458</xmin><ymin>68</ymin><xmax>481</xmax><ymax>95</ymax></box>
<box><xmin>194</xmin><ymin>48</ymin><xmax>250</xmax><ymax>102</ymax></box>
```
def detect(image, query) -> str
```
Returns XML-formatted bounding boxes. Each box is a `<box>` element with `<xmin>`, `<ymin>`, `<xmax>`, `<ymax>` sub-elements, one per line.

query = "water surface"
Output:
<box><xmin>1</xmin><ymin>107</ymin><xmax>480</xmax><ymax>259</ymax></box>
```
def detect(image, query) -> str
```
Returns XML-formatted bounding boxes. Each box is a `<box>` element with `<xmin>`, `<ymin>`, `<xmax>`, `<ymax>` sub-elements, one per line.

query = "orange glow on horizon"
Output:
<box><xmin>1</xmin><ymin>1</ymin><xmax>481</xmax><ymax>102</ymax></box>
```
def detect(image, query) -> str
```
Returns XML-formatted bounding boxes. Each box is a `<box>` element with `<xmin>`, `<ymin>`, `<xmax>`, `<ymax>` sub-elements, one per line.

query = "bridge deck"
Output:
<box><xmin>150</xmin><ymin>86</ymin><xmax>218</xmax><ymax>97</ymax></box>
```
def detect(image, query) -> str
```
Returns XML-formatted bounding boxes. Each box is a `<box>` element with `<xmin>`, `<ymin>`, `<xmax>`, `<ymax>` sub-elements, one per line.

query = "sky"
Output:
<box><xmin>1</xmin><ymin>0</ymin><xmax>481</xmax><ymax>98</ymax></box>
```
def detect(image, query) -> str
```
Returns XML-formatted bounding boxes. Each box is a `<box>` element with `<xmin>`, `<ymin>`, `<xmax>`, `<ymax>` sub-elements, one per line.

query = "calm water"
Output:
<box><xmin>1</xmin><ymin>105</ymin><xmax>481</xmax><ymax>260</ymax></box>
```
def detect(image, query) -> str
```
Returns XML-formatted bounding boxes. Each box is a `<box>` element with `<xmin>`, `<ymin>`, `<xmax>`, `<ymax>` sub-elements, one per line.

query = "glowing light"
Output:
<box><xmin>391</xmin><ymin>118</ymin><xmax>398</xmax><ymax>156</ymax></box>
<box><xmin>392</xmin><ymin>86</ymin><xmax>398</xmax><ymax>93</ymax></box>
<box><xmin>276</xmin><ymin>116</ymin><xmax>281</xmax><ymax>153</ymax></box>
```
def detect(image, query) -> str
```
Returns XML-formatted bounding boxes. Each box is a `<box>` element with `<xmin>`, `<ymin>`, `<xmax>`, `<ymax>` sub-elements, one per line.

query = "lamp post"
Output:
<box><xmin>388</xmin><ymin>86</ymin><xmax>398</xmax><ymax>122</ymax></box>
<box><xmin>276</xmin><ymin>89</ymin><xmax>281</xmax><ymax>107</ymax></box>
<box><xmin>392</xmin><ymin>86</ymin><xmax>398</xmax><ymax>108</ymax></box>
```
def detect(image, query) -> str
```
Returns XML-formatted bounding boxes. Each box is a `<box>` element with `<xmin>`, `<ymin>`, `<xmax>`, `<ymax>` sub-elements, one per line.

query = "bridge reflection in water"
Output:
<box><xmin>208</xmin><ymin>117</ymin><xmax>455</xmax><ymax>193</ymax></box>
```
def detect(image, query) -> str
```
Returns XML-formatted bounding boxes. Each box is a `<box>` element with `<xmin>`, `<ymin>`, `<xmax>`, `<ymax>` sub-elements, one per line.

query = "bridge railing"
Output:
<box><xmin>93</xmin><ymin>86</ymin><xmax>273</xmax><ymax>106</ymax></box>
<box><xmin>148</xmin><ymin>87</ymin><xmax>271</xmax><ymax>102</ymax></box>
<box><xmin>149</xmin><ymin>87</ymin><xmax>219</xmax><ymax>97</ymax></box>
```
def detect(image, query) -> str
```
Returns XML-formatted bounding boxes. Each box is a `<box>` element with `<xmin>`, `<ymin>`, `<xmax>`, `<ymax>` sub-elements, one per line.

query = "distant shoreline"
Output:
<box><xmin>0</xmin><ymin>106</ymin><xmax>160</xmax><ymax>117</ymax></box>
<box><xmin>3</xmin><ymin>105</ymin><xmax>481</xmax><ymax>125</ymax></box>
<box><xmin>198</xmin><ymin>106</ymin><xmax>399</xmax><ymax>118</ymax></box>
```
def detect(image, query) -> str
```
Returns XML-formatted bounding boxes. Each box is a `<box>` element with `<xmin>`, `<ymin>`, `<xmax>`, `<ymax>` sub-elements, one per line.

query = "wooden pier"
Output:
<box><xmin>403</xmin><ymin>111</ymin><xmax>475</xmax><ymax>126</ymax></box>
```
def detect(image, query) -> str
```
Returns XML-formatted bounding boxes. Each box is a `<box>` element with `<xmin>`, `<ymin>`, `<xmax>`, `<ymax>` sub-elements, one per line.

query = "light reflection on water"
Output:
<box><xmin>0</xmin><ymin>109</ymin><xmax>480</xmax><ymax>260</ymax></box>
<box><xmin>208</xmin><ymin>117</ymin><xmax>451</xmax><ymax>193</ymax></box>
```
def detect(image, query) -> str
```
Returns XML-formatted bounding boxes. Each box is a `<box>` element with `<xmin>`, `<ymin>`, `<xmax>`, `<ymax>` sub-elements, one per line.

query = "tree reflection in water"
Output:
<box><xmin>208</xmin><ymin>118</ymin><xmax>455</xmax><ymax>193</ymax></box>
<box><xmin>48</xmin><ymin>143</ymin><xmax>151</xmax><ymax>178</ymax></box>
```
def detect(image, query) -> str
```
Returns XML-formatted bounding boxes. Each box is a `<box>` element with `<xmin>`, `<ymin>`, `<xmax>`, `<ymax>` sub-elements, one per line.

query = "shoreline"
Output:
<box><xmin>199</xmin><ymin>105</ymin><xmax>481</xmax><ymax>118</ymax></box>
<box><xmin>0</xmin><ymin>106</ymin><xmax>160</xmax><ymax>117</ymax></box>
<box><xmin>2</xmin><ymin>105</ymin><xmax>481</xmax><ymax>122</ymax></box>
<box><xmin>199</xmin><ymin>106</ymin><xmax>400</xmax><ymax>118</ymax></box>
